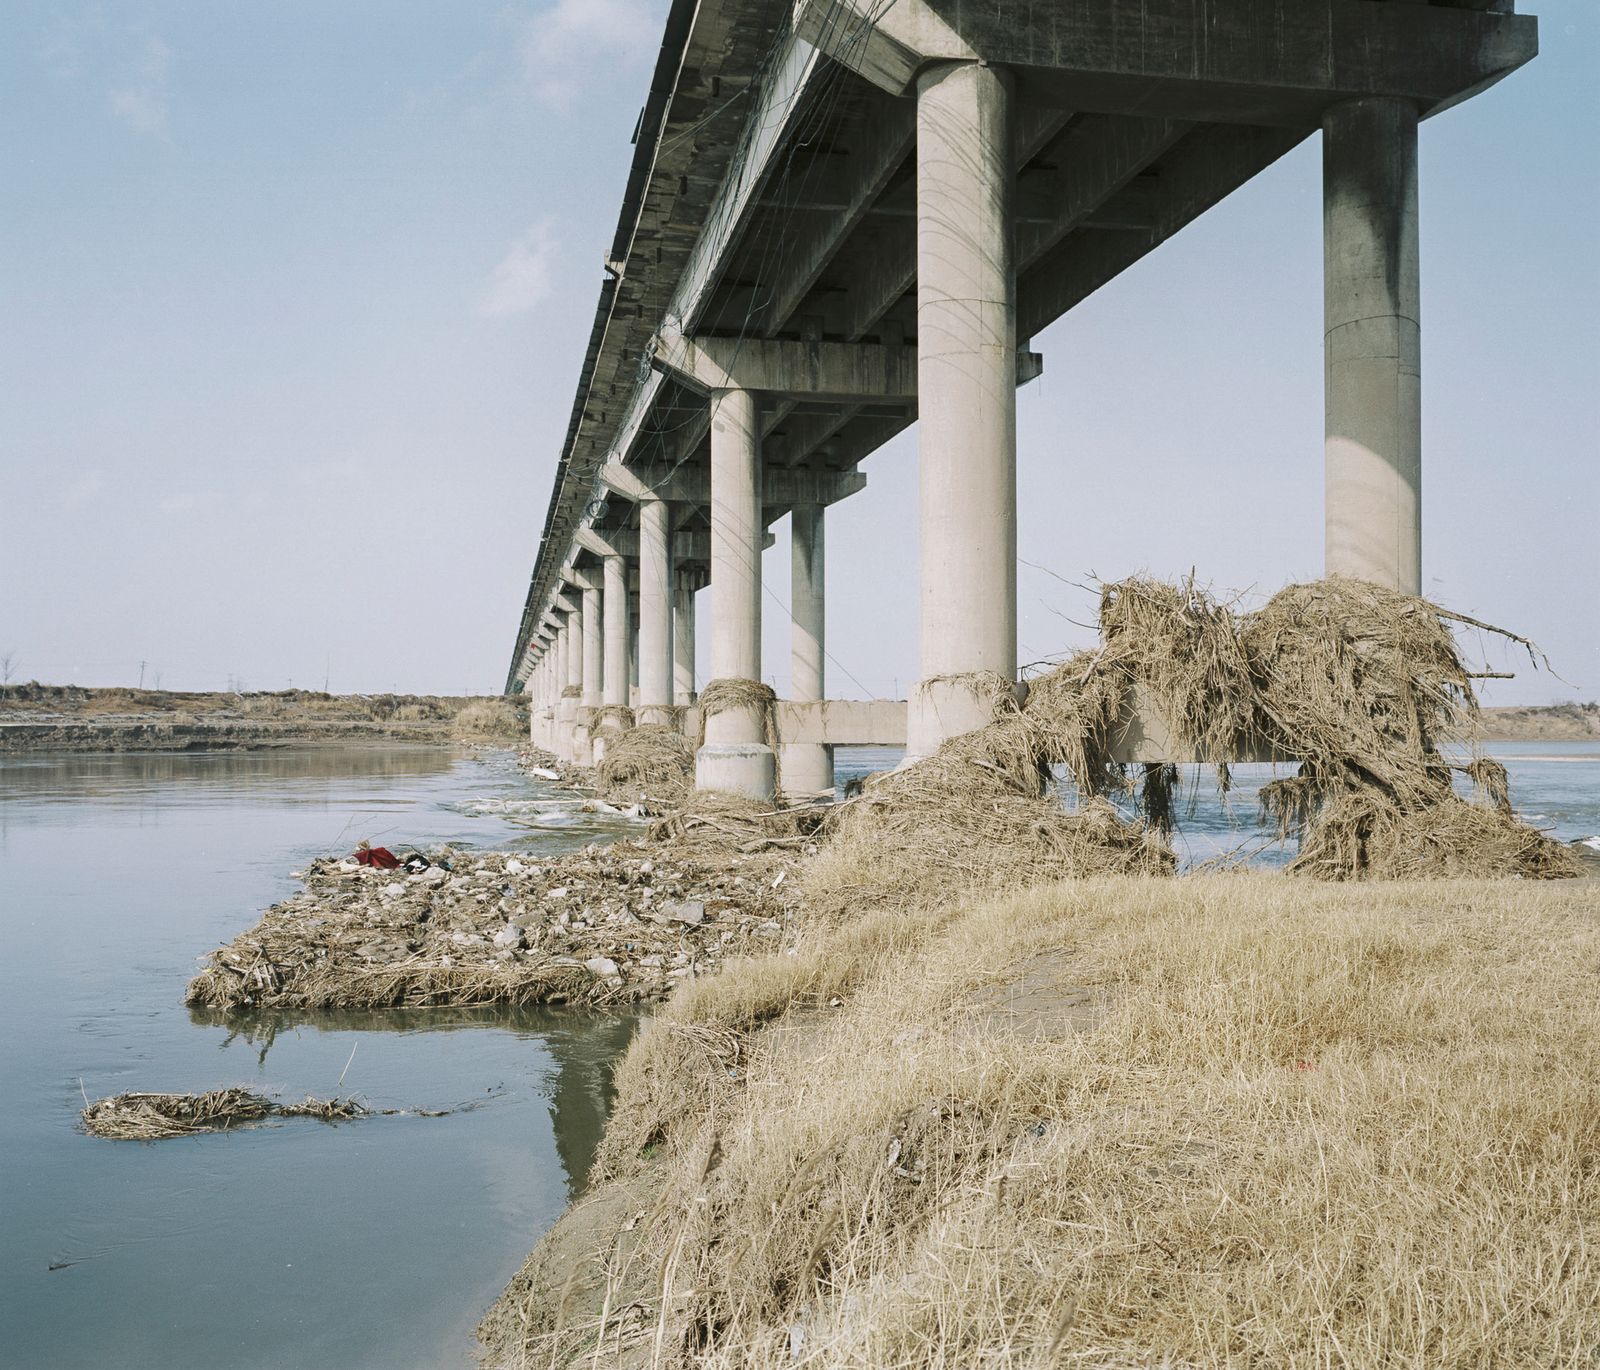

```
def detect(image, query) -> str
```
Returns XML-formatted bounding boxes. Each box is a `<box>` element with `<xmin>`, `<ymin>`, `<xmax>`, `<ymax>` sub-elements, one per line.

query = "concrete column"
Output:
<box><xmin>556</xmin><ymin>609</ymin><xmax>581</xmax><ymax>761</ymax></box>
<box><xmin>673</xmin><ymin>572</ymin><xmax>698</xmax><ymax>707</ymax></box>
<box><xmin>602</xmin><ymin>555</ymin><xmax>630</xmax><ymax>708</ymax></box>
<box><xmin>637</xmin><ymin>498</ymin><xmax>674</xmax><ymax>725</ymax></box>
<box><xmin>781</xmin><ymin>504</ymin><xmax>833</xmax><ymax>799</ymax></box>
<box><xmin>906</xmin><ymin>60</ymin><xmax>1018</xmax><ymax>759</ymax></box>
<box><xmin>696</xmin><ymin>386</ymin><xmax>775</xmax><ymax>800</ymax></box>
<box><xmin>573</xmin><ymin>584</ymin><xmax>603</xmax><ymax>766</ymax></box>
<box><xmin>627</xmin><ymin>607</ymin><xmax>640</xmax><ymax>707</ymax></box>
<box><xmin>1324</xmin><ymin>96</ymin><xmax>1422</xmax><ymax>597</ymax></box>
<box><xmin>595</xmin><ymin>556</ymin><xmax>631</xmax><ymax>761</ymax></box>
<box><xmin>582</xmin><ymin>587</ymin><xmax>603</xmax><ymax>708</ymax></box>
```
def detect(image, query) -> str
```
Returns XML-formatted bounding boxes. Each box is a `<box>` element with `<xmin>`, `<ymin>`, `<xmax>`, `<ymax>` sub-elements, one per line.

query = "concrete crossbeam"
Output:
<box><xmin>599</xmin><ymin>460</ymin><xmax>866</xmax><ymax>510</ymax></box>
<box><xmin>654</xmin><ymin>333</ymin><xmax>922</xmax><ymax>402</ymax></box>
<box><xmin>797</xmin><ymin>0</ymin><xmax>1537</xmax><ymax>123</ymax></box>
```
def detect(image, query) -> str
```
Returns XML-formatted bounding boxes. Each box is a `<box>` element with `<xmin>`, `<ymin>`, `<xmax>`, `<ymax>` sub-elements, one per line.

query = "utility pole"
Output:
<box><xmin>138</xmin><ymin>660</ymin><xmax>146</xmax><ymax>689</ymax></box>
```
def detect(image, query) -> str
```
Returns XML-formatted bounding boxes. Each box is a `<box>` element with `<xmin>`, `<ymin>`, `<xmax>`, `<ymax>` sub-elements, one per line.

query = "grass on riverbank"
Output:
<box><xmin>0</xmin><ymin>683</ymin><xmax>527</xmax><ymax>743</ymax></box>
<box><xmin>482</xmin><ymin>873</ymin><xmax>1600</xmax><ymax>1369</ymax></box>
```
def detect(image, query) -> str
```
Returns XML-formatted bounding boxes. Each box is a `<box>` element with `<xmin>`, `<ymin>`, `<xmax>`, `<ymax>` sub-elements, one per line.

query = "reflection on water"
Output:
<box><xmin>0</xmin><ymin>746</ymin><xmax>642</xmax><ymax>1370</ymax></box>
<box><xmin>0</xmin><ymin>743</ymin><xmax>459</xmax><ymax>797</ymax></box>
<box><xmin>186</xmin><ymin>1004</ymin><xmax>639</xmax><ymax>1198</ymax></box>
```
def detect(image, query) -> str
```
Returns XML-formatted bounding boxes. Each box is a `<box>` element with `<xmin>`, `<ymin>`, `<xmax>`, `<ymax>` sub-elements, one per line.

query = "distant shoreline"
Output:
<box><xmin>0</xmin><ymin>684</ymin><xmax>527</xmax><ymax>753</ymax></box>
<box><xmin>1478</xmin><ymin>702</ymin><xmax>1600</xmax><ymax>743</ymax></box>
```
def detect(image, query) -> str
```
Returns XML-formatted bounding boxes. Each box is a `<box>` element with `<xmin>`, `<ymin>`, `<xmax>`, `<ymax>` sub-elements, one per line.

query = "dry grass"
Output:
<box><xmin>481</xmin><ymin>875</ymin><xmax>1600</xmax><ymax>1368</ymax></box>
<box><xmin>597</xmin><ymin>725</ymin><xmax>695</xmax><ymax>808</ymax></box>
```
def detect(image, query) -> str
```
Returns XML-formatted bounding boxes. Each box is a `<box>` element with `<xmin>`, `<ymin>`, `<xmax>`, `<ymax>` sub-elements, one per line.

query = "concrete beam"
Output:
<box><xmin>653</xmin><ymin>333</ymin><xmax>923</xmax><ymax>402</ymax></box>
<box><xmin>599</xmin><ymin>460</ymin><xmax>867</xmax><ymax>510</ymax></box>
<box><xmin>758</xmin><ymin>96</ymin><xmax>917</xmax><ymax>332</ymax></box>
<box><xmin>584</xmin><ymin>526</ymin><xmax>776</xmax><ymax>563</ymax></box>
<box><xmin>798</xmin><ymin>0</ymin><xmax>1537</xmax><ymax>123</ymax></box>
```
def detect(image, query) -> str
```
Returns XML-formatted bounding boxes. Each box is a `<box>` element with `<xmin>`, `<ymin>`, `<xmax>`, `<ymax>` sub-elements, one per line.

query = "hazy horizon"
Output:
<box><xmin>4</xmin><ymin>2</ymin><xmax>1596</xmax><ymax>707</ymax></box>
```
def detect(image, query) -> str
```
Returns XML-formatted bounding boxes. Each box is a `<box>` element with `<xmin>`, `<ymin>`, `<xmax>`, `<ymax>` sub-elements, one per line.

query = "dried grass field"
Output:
<box><xmin>483</xmin><ymin>873</ymin><xmax>1600</xmax><ymax>1369</ymax></box>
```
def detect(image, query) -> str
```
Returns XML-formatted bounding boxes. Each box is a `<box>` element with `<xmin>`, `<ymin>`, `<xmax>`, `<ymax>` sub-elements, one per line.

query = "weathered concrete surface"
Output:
<box><xmin>1324</xmin><ymin>96</ymin><xmax>1422</xmax><ymax>596</ymax></box>
<box><xmin>907</xmin><ymin>59</ymin><xmax>1018</xmax><ymax>760</ymax></box>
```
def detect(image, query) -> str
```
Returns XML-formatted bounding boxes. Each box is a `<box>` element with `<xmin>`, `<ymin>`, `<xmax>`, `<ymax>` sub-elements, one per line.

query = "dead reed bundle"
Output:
<box><xmin>649</xmin><ymin>790</ymin><xmax>815</xmax><ymax>853</ymax></box>
<box><xmin>275</xmin><ymin>1095</ymin><xmax>368</xmax><ymax>1122</ymax></box>
<box><xmin>696</xmin><ymin>678</ymin><xmax>779</xmax><ymax>750</ymax></box>
<box><xmin>595</xmin><ymin>724</ymin><xmax>694</xmax><ymax>807</ymax></box>
<box><xmin>817</xmin><ymin>682</ymin><xmax>1173</xmax><ymax>913</ymax></box>
<box><xmin>1242</xmin><ymin>578</ymin><xmax>1470</xmax><ymax>805</ymax></box>
<box><xmin>81</xmin><ymin>1089</ymin><xmax>272</xmax><ymax>1139</ymax></box>
<box><xmin>591</xmin><ymin>704</ymin><xmax>636</xmax><ymax>733</ymax></box>
<box><xmin>1097</xmin><ymin>575</ymin><xmax>1259</xmax><ymax>771</ymax></box>
<box><xmin>80</xmin><ymin>1089</ymin><xmax>365</xmax><ymax>1139</ymax></box>
<box><xmin>1238</xmin><ymin>579</ymin><xmax>1579</xmax><ymax>879</ymax></box>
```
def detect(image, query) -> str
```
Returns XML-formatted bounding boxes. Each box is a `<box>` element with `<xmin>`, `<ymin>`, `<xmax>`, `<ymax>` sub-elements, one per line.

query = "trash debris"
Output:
<box><xmin>186</xmin><ymin>843</ymin><xmax>802</xmax><ymax>1012</ymax></box>
<box><xmin>353</xmin><ymin>843</ymin><xmax>400</xmax><ymax>870</ymax></box>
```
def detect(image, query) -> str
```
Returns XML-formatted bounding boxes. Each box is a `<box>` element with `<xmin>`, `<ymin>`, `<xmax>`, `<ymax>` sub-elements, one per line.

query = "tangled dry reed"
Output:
<box><xmin>842</xmin><ymin>575</ymin><xmax>1577</xmax><ymax>887</ymax></box>
<box><xmin>596</xmin><ymin>725</ymin><xmax>694</xmax><ymax>809</ymax></box>
<box><xmin>81</xmin><ymin>1089</ymin><xmax>365</xmax><ymax>1140</ymax></box>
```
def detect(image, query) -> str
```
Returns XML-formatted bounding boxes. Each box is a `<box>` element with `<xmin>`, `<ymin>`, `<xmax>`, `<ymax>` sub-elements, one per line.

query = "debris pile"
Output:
<box><xmin>80</xmin><ymin>1089</ymin><xmax>365</xmax><ymax>1140</ymax></box>
<box><xmin>595</xmin><ymin>725</ymin><xmax>694</xmax><ymax>810</ymax></box>
<box><xmin>831</xmin><ymin>576</ymin><xmax>1578</xmax><ymax>890</ymax></box>
<box><xmin>185</xmin><ymin>843</ymin><xmax>804</xmax><ymax>1013</ymax></box>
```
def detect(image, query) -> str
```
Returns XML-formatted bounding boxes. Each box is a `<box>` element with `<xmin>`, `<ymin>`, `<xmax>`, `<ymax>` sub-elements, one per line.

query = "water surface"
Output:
<box><xmin>0</xmin><ymin>747</ymin><xmax>637</xmax><ymax>1370</ymax></box>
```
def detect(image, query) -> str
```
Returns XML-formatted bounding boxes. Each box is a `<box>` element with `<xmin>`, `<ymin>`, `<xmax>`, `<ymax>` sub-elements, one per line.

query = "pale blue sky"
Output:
<box><xmin>3</xmin><ymin>1</ymin><xmax>1595</xmax><ymax>705</ymax></box>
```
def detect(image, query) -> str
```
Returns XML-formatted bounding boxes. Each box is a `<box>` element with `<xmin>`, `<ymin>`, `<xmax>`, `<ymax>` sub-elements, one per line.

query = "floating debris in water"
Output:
<box><xmin>80</xmin><ymin>1089</ymin><xmax>366</xmax><ymax>1140</ymax></box>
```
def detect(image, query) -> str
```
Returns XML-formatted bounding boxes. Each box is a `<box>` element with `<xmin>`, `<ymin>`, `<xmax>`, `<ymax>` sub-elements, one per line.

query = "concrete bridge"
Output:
<box><xmin>507</xmin><ymin>0</ymin><xmax>1537</xmax><ymax>802</ymax></box>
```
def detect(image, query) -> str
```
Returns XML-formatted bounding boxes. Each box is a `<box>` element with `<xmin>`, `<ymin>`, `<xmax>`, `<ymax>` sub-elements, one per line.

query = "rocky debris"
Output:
<box><xmin>186</xmin><ymin>841</ymin><xmax>805</xmax><ymax>1013</ymax></box>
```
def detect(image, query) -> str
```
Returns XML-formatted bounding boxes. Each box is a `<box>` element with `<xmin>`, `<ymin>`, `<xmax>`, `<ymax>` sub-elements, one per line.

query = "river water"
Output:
<box><xmin>3</xmin><ymin>743</ymin><xmax>1595</xmax><ymax>1369</ymax></box>
<box><xmin>0</xmin><ymin>747</ymin><xmax>638</xmax><ymax>1370</ymax></box>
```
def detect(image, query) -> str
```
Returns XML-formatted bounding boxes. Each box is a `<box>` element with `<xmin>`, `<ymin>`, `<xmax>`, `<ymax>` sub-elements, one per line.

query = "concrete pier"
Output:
<box><xmin>574</xmin><ymin>582</ymin><xmax>603</xmax><ymax>763</ymax></box>
<box><xmin>907</xmin><ymin>59</ymin><xmax>1019</xmax><ymax>759</ymax></box>
<box><xmin>1324</xmin><ymin>97</ymin><xmax>1422</xmax><ymax>596</ymax></box>
<box><xmin>696</xmin><ymin>386</ymin><xmax>776</xmax><ymax>800</ymax></box>
<box><xmin>780</xmin><ymin>504</ymin><xmax>833</xmax><ymax>799</ymax></box>
<box><xmin>596</xmin><ymin>553</ymin><xmax>631</xmax><ymax>761</ymax></box>
<box><xmin>674</xmin><ymin>572</ymin><xmax>698</xmax><ymax>705</ymax></box>
<box><xmin>638</xmin><ymin>497</ymin><xmax>674</xmax><ymax>725</ymax></box>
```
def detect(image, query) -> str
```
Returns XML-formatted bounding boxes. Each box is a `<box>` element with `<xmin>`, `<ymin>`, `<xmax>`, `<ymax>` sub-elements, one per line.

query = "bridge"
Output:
<box><xmin>506</xmin><ymin>0</ymin><xmax>1537</xmax><ymax>802</ymax></box>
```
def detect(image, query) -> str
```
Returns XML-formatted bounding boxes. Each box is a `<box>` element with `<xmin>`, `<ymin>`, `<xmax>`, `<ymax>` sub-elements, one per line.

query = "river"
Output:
<box><xmin>0</xmin><ymin>747</ymin><xmax>638</xmax><ymax>1370</ymax></box>
<box><xmin>2</xmin><ymin>742</ymin><xmax>1595</xmax><ymax>1369</ymax></box>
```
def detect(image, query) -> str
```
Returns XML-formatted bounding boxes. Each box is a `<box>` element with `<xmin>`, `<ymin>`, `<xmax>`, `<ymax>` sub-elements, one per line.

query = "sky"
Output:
<box><xmin>2</xmin><ymin>0</ymin><xmax>1596</xmax><ymax>706</ymax></box>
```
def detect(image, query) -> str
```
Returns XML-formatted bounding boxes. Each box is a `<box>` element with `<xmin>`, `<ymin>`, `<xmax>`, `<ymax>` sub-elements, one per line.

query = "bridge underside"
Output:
<box><xmin>510</xmin><ymin>0</ymin><xmax>1536</xmax><ymax>801</ymax></box>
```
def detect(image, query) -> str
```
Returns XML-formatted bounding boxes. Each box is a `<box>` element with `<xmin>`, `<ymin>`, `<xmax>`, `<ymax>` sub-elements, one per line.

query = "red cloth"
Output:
<box><xmin>354</xmin><ymin>846</ymin><xmax>400</xmax><ymax>869</ymax></box>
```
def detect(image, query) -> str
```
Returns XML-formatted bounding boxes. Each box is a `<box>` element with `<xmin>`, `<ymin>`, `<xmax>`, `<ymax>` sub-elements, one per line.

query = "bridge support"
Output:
<box><xmin>906</xmin><ymin>59</ymin><xmax>1019</xmax><ymax>760</ymax></box>
<box><xmin>638</xmin><ymin>497</ymin><xmax>675</xmax><ymax>725</ymax></box>
<box><xmin>780</xmin><ymin>504</ymin><xmax>833</xmax><ymax>800</ymax></box>
<box><xmin>1324</xmin><ymin>96</ymin><xmax>1421</xmax><ymax>596</ymax></box>
<box><xmin>674</xmin><ymin>571</ymin><xmax>698</xmax><ymax>705</ymax></box>
<box><xmin>571</xmin><ymin>584</ymin><xmax>601</xmax><ymax>765</ymax></box>
<box><xmin>554</xmin><ymin>615</ymin><xmax>577</xmax><ymax>761</ymax></box>
<box><xmin>696</xmin><ymin>386</ymin><xmax>776</xmax><ymax>800</ymax></box>
<box><xmin>595</xmin><ymin>552</ymin><xmax>631</xmax><ymax>761</ymax></box>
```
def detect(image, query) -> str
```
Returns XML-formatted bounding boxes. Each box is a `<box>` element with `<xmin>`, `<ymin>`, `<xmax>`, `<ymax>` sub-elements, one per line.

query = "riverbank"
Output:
<box><xmin>481</xmin><ymin>872</ymin><xmax>1600</xmax><ymax>1368</ymax></box>
<box><xmin>0</xmin><ymin>683</ymin><xmax>527</xmax><ymax>751</ymax></box>
<box><xmin>1479</xmin><ymin>701</ymin><xmax>1600</xmax><ymax>741</ymax></box>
